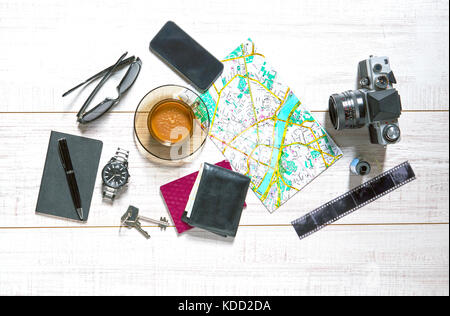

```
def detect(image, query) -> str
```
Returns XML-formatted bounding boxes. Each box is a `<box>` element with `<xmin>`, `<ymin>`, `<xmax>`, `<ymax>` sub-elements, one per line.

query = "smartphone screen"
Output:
<box><xmin>150</xmin><ymin>21</ymin><xmax>224</xmax><ymax>93</ymax></box>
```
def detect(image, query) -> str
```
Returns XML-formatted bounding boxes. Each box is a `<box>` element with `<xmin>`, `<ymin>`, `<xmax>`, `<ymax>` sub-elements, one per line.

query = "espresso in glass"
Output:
<box><xmin>147</xmin><ymin>99</ymin><xmax>194</xmax><ymax>146</ymax></box>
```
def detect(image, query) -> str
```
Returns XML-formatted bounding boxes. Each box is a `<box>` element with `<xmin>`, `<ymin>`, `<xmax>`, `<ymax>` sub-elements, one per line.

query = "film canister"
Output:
<box><xmin>350</xmin><ymin>158</ymin><xmax>371</xmax><ymax>175</ymax></box>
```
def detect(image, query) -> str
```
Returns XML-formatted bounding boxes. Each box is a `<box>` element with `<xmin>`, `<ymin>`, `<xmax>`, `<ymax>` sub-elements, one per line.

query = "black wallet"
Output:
<box><xmin>182</xmin><ymin>163</ymin><xmax>250</xmax><ymax>237</ymax></box>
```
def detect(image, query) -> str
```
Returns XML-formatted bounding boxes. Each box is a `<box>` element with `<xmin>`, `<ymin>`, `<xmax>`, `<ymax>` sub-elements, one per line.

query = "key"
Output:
<box><xmin>128</xmin><ymin>219</ymin><xmax>151</xmax><ymax>239</ymax></box>
<box><xmin>138</xmin><ymin>215</ymin><xmax>170</xmax><ymax>230</ymax></box>
<box><xmin>121</xmin><ymin>205</ymin><xmax>170</xmax><ymax>239</ymax></box>
<box><xmin>121</xmin><ymin>205</ymin><xmax>151</xmax><ymax>239</ymax></box>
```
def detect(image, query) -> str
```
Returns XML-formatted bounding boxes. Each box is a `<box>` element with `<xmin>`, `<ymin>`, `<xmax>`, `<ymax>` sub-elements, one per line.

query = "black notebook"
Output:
<box><xmin>35</xmin><ymin>131</ymin><xmax>103</xmax><ymax>222</ymax></box>
<box><xmin>182</xmin><ymin>163</ymin><xmax>250</xmax><ymax>237</ymax></box>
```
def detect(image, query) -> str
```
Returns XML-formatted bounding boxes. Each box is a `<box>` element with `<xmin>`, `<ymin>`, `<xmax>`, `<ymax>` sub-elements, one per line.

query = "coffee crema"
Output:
<box><xmin>147</xmin><ymin>99</ymin><xmax>194</xmax><ymax>145</ymax></box>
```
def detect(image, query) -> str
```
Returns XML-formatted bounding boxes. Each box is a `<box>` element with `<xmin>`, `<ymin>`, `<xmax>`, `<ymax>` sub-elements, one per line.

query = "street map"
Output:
<box><xmin>200</xmin><ymin>39</ymin><xmax>343</xmax><ymax>212</ymax></box>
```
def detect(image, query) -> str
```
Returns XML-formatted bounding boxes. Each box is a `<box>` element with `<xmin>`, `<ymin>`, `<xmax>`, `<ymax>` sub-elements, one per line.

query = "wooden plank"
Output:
<box><xmin>0</xmin><ymin>224</ymin><xmax>447</xmax><ymax>295</ymax></box>
<box><xmin>0</xmin><ymin>0</ymin><xmax>448</xmax><ymax>112</ymax></box>
<box><xmin>0</xmin><ymin>112</ymin><xmax>447</xmax><ymax>227</ymax></box>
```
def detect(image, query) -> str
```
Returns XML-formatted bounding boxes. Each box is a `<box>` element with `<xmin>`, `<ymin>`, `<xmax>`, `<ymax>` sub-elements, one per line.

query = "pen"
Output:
<box><xmin>58</xmin><ymin>138</ymin><xmax>84</xmax><ymax>220</ymax></box>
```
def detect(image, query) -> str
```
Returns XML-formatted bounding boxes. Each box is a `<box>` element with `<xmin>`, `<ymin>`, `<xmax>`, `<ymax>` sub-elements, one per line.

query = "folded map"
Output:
<box><xmin>199</xmin><ymin>39</ymin><xmax>343</xmax><ymax>212</ymax></box>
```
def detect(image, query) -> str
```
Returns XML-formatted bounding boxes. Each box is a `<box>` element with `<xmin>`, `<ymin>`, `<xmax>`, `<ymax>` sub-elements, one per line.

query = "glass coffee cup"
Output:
<box><xmin>134</xmin><ymin>85</ymin><xmax>210</xmax><ymax>162</ymax></box>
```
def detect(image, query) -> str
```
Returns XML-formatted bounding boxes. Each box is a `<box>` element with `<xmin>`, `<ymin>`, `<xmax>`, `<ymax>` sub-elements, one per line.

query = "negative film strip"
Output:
<box><xmin>292</xmin><ymin>161</ymin><xmax>416</xmax><ymax>240</ymax></box>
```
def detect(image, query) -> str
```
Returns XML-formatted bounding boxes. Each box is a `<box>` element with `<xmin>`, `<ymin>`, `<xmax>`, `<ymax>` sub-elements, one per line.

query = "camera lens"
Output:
<box><xmin>328</xmin><ymin>90</ymin><xmax>367</xmax><ymax>130</ymax></box>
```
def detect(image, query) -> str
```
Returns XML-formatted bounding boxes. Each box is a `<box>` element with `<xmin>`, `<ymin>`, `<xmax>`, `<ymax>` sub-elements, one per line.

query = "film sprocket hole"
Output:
<box><xmin>328</xmin><ymin>55</ymin><xmax>402</xmax><ymax>145</ymax></box>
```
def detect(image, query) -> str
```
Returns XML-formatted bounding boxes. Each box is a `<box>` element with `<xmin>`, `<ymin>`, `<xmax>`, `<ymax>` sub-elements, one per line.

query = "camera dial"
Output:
<box><xmin>383</xmin><ymin>124</ymin><xmax>401</xmax><ymax>143</ymax></box>
<box><xmin>375</xmin><ymin>75</ymin><xmax>389</xmax><ymax>89</ymax></box>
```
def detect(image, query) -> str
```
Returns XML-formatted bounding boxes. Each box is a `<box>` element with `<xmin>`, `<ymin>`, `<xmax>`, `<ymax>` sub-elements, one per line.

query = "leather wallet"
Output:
<box><xmin>182</xmin><ymin>163</ymin><xmax>250</xmax><ymax>237</ymax></box>
<box><xmin>160</xmin><ymin>160</ymin><xmax>246</xmax><ymax>234</ymax></box>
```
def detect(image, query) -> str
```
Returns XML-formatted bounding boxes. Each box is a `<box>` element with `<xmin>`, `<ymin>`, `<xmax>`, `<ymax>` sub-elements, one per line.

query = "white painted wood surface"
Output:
<box><xmin>0</xmin><ymin>0</ymin><xmax>448</xmax><ymax>296</ymax></box>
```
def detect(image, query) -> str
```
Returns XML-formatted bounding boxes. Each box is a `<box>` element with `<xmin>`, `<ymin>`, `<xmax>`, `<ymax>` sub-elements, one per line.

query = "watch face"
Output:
<box><xmin>102</xmin><ymin>162</ymin><xmax>129</xmax><ymax>188</ymax></box>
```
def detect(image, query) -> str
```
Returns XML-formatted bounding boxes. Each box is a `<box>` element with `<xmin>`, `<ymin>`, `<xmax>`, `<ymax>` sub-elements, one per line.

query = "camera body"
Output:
<box><xmin>329</xmin><ymin>56</ymin><xmax>402</xmax><ymax>145</ymax></box>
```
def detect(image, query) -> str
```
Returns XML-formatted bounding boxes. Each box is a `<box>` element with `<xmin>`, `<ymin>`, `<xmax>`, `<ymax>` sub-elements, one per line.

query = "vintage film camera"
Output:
<box><xmin>328</xmin><ymin>56</ymin><xmax>402</xmax><ymax>145</ymax></box>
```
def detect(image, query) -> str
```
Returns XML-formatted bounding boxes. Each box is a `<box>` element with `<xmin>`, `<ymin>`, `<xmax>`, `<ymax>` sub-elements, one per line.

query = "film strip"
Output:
<box><xmin>291</xmin><ymin>161</ymin><xmax>416</xmax><ymax>240</ymax></box>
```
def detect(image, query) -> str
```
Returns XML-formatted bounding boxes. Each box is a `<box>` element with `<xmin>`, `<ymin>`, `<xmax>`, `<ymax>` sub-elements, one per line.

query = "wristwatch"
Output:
<box><xmin>101</xmin><ymin>148</ymin><xmax>130</xmax><ymax>201</ymax></box>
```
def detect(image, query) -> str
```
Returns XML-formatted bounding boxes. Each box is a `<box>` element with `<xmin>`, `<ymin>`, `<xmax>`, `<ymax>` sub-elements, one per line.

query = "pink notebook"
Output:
<box><xmin>160</xmin><ymin>160</ymin><xmax>246</xmax><ymax>234</ymax></box>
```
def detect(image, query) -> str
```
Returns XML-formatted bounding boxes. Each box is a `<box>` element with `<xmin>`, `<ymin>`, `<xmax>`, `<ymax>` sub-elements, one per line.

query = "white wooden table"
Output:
<box><xmin>0</xmin><ymin>0</ymin><xmax>448</xmax><ymax>296</ymax></box>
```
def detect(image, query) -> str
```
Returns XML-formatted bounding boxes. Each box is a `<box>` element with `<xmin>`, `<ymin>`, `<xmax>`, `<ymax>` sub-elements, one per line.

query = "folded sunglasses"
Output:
<box><xmin>62</xmin><ymin>52</ymin><xmax>142</xmax><ymax>124</ymax></box>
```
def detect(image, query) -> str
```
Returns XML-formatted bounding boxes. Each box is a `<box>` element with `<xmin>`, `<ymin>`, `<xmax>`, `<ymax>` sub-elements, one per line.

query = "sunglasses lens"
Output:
<box><xmin>118</xmin><ymin>60</ymin><xmax>142</xmax><ymax>95</ymax></box>
<box><xmin>79</xmin><ymin>99</ymin><xmax>116</xmax><ymax>123</ymax></box>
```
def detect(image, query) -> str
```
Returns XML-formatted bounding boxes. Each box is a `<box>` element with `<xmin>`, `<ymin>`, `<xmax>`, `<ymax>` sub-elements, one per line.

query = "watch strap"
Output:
<box><xmin>113</xmin><ymin>147</ymin><xmax>129</xmax><ymax>164</ymax></box>
<box><xmin>102</xmin><ymin>185</ymin><xmax>118</xmax><ymax>200</ymax></box>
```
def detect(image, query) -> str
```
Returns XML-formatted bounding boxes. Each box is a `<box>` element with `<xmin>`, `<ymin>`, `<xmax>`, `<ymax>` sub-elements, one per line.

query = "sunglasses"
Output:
<box><xmin>62</xmin><ymin>52</ymin><xmax>142</xmax><ymax>124</ymax></box>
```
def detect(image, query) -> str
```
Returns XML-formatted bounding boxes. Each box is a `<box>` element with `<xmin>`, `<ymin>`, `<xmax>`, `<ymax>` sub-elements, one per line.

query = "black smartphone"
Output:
<box><xmin>150</xmin><ymin>21</ymin><xmax>224</xmax><ymax>93</ymax></box>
